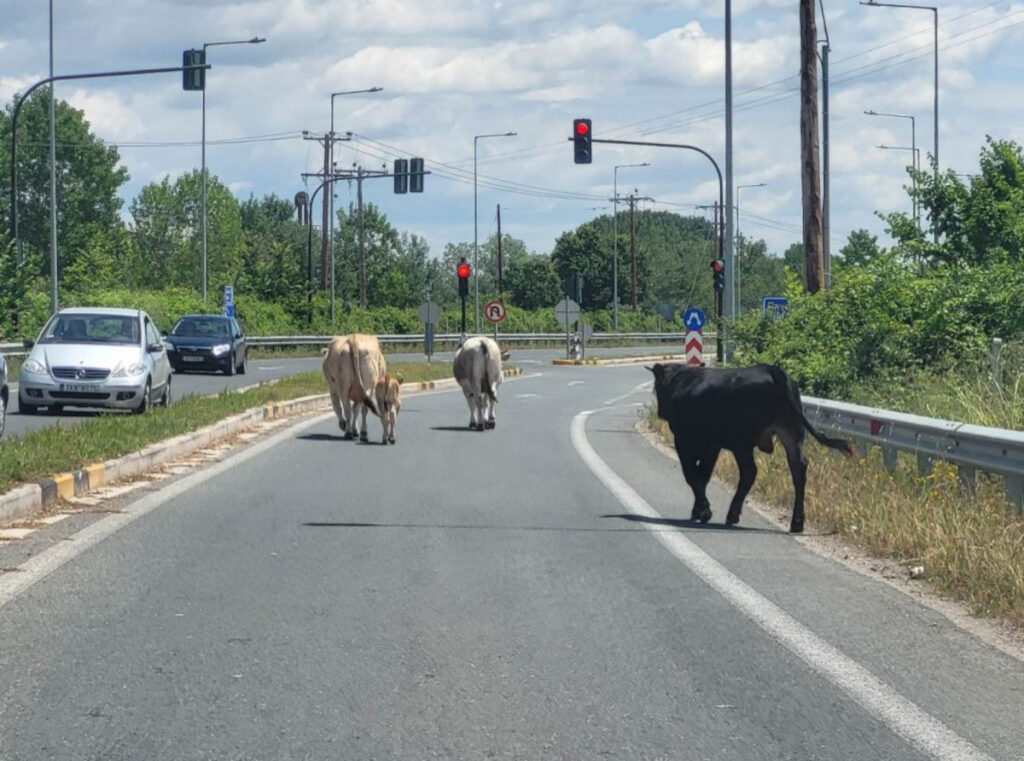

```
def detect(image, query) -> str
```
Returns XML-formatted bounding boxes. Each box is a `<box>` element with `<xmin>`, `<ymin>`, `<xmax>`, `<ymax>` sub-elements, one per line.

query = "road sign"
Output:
<box><xmin>685</xmin><ymin>330</ymin><xmax>703</xmax><ymax>366</ymax></box>
<box><xmin>580</xmin><ymin>323</ymin><xmax>593</xmax><ymax>342</ymax></box>
<box><xmin>682</xmin><ymin>307</ymin><xmax>705</xmax><ymax>331</ymax></box>
<box><xmin>554</xmin><ymin>297</ymin><xmax>580</xmax><ymax>327</ymax></box>
<box><xmin>484</xmin><ymin>300</ymin><xmax>507</xmax><ymax>324</ymax></box>
<box><xmin>655</xmin><ymin>302</ymin><xmax>675</xmax><ymax>322</ymax></box>
<box><xmin>762</xmin><ymin>297</ymin><xmax>788</xmax><ymax>317</ymax></box>
<box><xmin>418</xmin><ymin>301</ymin><xmax>441</xmax><ymax>324</ymax></box>
<box><xmin>223</xmin><ymin>285</ymin><xmax>234</xmax><ymax>318</ymax></box>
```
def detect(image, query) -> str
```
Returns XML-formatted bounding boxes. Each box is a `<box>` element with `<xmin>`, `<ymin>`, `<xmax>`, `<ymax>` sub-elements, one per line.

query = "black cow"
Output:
<box><xmin>647</xmin><ymin>362</ymin><xmax>852</xmax><ymax>533</ymax></box>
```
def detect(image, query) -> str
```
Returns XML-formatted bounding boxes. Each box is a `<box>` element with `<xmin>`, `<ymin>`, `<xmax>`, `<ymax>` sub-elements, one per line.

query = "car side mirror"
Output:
<box><xmin>147</xmin><ymin>342</ymin><xmax>164</xmax><ymax>354</ymax></box>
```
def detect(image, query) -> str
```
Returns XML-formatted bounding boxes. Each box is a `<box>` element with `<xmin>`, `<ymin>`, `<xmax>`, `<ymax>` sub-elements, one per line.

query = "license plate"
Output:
<box><xmin>183</xmin><ymin>356</ymin><xmax>205</xmax><ymax>363</ymax></box>
<box><xmin>59</xmin><ymin>383</ymin><xmax>95</xmax><ymax>393</ymax></box>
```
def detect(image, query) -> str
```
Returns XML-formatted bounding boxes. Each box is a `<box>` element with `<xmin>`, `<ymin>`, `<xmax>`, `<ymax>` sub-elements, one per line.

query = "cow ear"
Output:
<box><xmin>644</xmin><ymin>365</ymin><xmax>655</xmax><ymax>373</ymax></box>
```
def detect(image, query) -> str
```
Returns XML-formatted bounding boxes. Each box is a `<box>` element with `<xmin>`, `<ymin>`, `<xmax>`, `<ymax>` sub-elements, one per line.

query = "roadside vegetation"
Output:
<box><xmin>0</xmin><ymin>361</ymin><xmax>461</xmax><ymax>496</ymax></box>
<box><xmin>647</xmin><ymin>409</ymin><xmax>1024</xmax><ymax>629</ymax></box>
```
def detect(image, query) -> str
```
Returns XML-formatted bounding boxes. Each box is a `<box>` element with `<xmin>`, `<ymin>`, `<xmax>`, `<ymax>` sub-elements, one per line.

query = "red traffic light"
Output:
<box><xmin>575</xmin><ymin>121</ymin><xmax>589</xmax><ymax>136</ymax></box>
<box><xmin>711</xmin><ymin>259</ymin><xmax>724</xmax><ymax>273</ymax></box>
<box><xmin>457</xmin><ymin>263</ymin><xmax>471</xmax><ymax>278</ymax></box>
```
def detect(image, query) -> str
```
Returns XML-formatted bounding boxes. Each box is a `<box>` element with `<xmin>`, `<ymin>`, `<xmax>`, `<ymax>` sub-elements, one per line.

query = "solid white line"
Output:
<box><xmin>603</xmin><ymin>380</ymin><xmax>654</xmax><ymax>406</ymax></box>
<box><xmin>257</xmin><ymin>365</ymin><xmax>285</xmax><ymax>371</ymax></box>
<box><xmin>570</xmin><ymin>408</ymin><xmax>993</xmax><ymax>761</ymax></box>
<box><xmin>567</xmin><ymin>380</ymin><xmax>585</xmax><ymax>386</ymax></box>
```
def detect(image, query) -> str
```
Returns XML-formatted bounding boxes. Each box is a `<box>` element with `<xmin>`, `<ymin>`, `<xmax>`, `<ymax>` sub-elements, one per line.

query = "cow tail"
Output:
<box><xmin>349</xmin><ymin>338</ymin><xmax>379</xmax><ymax>416</ymax></box>
<box><xmin>771</xmin><ymin>366</ymin><xmax>853</xmax><ymax>457</ymax></box>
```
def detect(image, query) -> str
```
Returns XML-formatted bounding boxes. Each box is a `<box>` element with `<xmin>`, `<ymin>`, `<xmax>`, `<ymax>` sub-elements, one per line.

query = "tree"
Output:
<box><xmin>237</xmin><ymin>194</ymin><xmax>305</xmax><ymax>312</ymax></box>
<box><xmin>506</xmin><ymin>255</ymin><xmax>561</xmax><ymax>310</ymax></box>
<box><xmin>0</xmin><ymin>91</ymin><xmax>128</xmax><ymax>282</ymax></box>
<box><xmin>129</xmin><ymin>170</ymin><xmax>244</xmax><ymax>292</ymax></box>
<box><xmin>783</xmin><ymin>242</ymin><xmax>805</xmax><ymax>281</ymax></box>
<box><xmin>839</xmin><ymin>229</ymin><xmax>883</xmax><ymax>267</ymax></box>
<box><xmin>334</xmin><ymin>202</ymin><xmax>405</xmax><ymax>308</ymax></box>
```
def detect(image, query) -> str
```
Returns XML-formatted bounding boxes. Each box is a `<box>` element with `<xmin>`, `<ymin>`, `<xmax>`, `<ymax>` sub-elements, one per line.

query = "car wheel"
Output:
<box><xmin>160</xmin><ymin>375</ymin><xmax>172</xmax><ymax>407</ymax></box>
<box><xmin>225</xmin><ymin>357</ymin><xmax>236</xmax><ymax>376</ymax></box>
<box><xmin>0</xmin><ymin>392</ymin><xmax>6</xmax><ymax>437</ymax></box>
<box><xmin>238</xmin><ymin>351</ymin><xmax>247</xmax><ymax>375</ymax></box>
<box><xmin>132</xmin><ymin>380</ymin><xmax>151</xmax><ymax>415</ymax></box>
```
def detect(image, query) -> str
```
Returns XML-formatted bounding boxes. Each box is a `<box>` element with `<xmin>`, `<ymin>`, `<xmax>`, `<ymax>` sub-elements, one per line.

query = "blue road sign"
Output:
<box><xmin>762</xmin><ymin>296</ymin><xmax>788</xmax><ymax>317</ymax></box>
<box><xmin>223</xmin><ymin>285</ymin><xmax>235</xmax><ymax>318</ymax></box>
<box><xmin>682</xmin><ymin>307</ymin><xmax>706</xmax><ymax>331</ymax></box>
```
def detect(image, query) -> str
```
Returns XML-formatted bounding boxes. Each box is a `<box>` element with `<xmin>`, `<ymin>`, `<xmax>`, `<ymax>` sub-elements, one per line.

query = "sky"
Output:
<box><xmin>2</xmin><ymin>0</ymin><xmax>1023</xmax><ymax>260</ymax></box>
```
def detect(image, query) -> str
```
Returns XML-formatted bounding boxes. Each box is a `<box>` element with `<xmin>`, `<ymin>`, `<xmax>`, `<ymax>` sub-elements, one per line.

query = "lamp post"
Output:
<box><xmin>878</xmin><ymin>144</ymin><xmax>921</xmax><ymax>218</ymax></box>
<box><xmin>866</xmin><ymin>110</ymin><xmax>918</xmax><ymax>224</ymax></box>
<box><xmin>329</xmin><ymin>87</ymin><xmax>382</xmax><ymax>326</ymax></box>
<box><xmin>860</xmin><ymin>1</ymin><xmax>937</xmax><ymax>176</ymax></box>
<box><xmin>735</xmin><ymin>182</ymin><xmax>766</xmax><ymax>315</ymax></box>
<box><xmin>200</xmin><ymin>36</ymin><xmax>265</xmax><ymax>303</ymax></box>
<box><xmin>474</xmin><ymin>131</ymin><xmax>516</xmax><ymax>332</ymax></box>
<box><xmin>612</xmin><ymin>162</ymin><xmax>650</xmax><ymax>329</ymax></box>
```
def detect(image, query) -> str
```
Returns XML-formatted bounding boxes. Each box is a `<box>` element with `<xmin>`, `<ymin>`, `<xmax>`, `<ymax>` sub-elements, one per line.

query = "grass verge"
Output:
<box><xmin>646</xmin><ymin>407</ymin><xmax>1024</xmax><ymax>630</ymax></box>
<box><xmin>0</xmin><ymin>361</ymin><xmax>465</xmax><ymax>495</ymax></box>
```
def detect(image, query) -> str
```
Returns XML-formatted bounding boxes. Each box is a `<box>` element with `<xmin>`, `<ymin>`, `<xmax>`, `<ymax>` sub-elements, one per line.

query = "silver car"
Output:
<box><xmin>18</xmin><ymin>308</ymin><xmax>172</xmax><ymax>415</ymax></box>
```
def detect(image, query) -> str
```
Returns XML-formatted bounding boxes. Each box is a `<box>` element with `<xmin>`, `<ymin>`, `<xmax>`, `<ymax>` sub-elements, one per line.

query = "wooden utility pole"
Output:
<box><xmin>630</xmin><ymin>198</ymin><xmax>638</xmax><ymax>308</ymax></box>
<box><xmin>496</xmin><ymin>204</ymin><xmax>503</xmax><ymax>294</ymax></box>
<box><xmin>357</xmin><ymin>166</ymin><xmax>366</xmax><ymax>308</ymax></box>
<box><xmin>321</xmin><ymin>139</ymin><xmax>331</xmax><ymax>291</ymax></box>
<box><xmin>800</xmin><ymin>0</ymin><xmax>824</xmax><ymax>293</ymax></box>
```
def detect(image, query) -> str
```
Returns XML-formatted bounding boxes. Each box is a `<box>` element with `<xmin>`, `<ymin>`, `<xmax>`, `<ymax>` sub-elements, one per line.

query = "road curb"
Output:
<box><xmin>0</xmin><ymin>366</ymin><xmax>523</xmax><ymax>527</ymax></box>
<box><xmin>552</xmin><ymin>354</ymin><xmax>689</xmax><ymax>367</ymax></box>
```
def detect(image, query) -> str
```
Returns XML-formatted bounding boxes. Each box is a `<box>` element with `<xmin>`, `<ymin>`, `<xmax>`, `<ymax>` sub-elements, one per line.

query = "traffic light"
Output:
<box><xmin>457</xmin><ymin>258</ymin><xmax>471</xmax><ymax>299</ymax></box>
<box><xmin>182</xmin><ymin>49</ymin><xmax>205</xmax><ymax>91</ymax></box>
<box><xmin>409</xmin><ymin>157</ymin><xmax>424</xmax><ymax>193</ymax></box>
<box><xmin>711</xmin><ymin>259</ymin><xmax>725</xmax><ymax>292</ymax></box>
<box><xmin>573</xmin><ymin>118</ymin><xmax>592</xmax><ymax>164</ymax></box>
<box><xmin>394</xmin><ymin>158</ymin><xmax>408</xmax><ymax>194</ymax></box>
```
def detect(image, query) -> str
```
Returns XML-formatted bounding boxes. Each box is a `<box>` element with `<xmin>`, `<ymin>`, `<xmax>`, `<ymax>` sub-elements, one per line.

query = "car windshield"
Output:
<box><xmin>39</xmin><ymin>315</ymin><xmax>140</xmax><ymax>345</ymax></box>
<box><xmin>170</xmin><ymin>318</ymin><xmax>230</xmax><ymax>338</ymax></box>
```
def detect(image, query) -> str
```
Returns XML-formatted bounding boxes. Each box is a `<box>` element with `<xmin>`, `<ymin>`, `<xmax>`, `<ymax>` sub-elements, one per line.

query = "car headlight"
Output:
<box><xmin>112</xmin><ymin>362</ymin><xmax>147</xmax><ymax>378</ymax></box>
<box><xmin>211</xmin><ymin>343</ymin><xmax>231</xmax><ymax>357</ymax></box>
<box><xmin>22</xmin><ymin>359</ymin><xmax>46</xmax><ymax>374</ymax></box>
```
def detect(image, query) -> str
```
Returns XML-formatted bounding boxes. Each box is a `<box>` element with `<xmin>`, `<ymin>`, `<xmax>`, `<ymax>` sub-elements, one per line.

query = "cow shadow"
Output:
<box><xmin>601</xmin><ymin>513</ymin><xmax>790</xmax><ymax>535</ymax></box>
<box><xmin>297</xmin><ymin>433</ymin><xmax>348</xmax><ymax>442</ymax></box>
<box><xmin>430</xmin><ymin>426</ymin><xmax>478</xmax><ymax>433</ymax></box>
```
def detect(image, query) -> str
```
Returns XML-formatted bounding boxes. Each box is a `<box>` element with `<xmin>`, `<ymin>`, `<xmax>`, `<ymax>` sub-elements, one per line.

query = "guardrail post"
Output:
<box><xmin>1007</xmin><ymin>476</ymin><xmax>1024</xmax><ymax>515</ymax></box>
<box><xmin>882</xmin><ymin>447</ymin><xmax>898</xmax><ymax>473</ymax></box>
<box><xmin>990</xmin><ymin>337</ymin><xmax>1004</xmax><ymax>392</ymax></box>
<box><xmin>916</xmin><ymin>452</ymin><xmax>933</xmax><ymax>477</ymax></box>
<box><xmin>957</xmin><ymin>465</ymin><xmax>976</xmax><ymax>495</ymax></box>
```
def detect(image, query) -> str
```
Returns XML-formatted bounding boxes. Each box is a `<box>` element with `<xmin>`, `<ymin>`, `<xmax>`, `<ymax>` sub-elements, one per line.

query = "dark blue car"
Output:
<box><xmin>164</xmin><ymin>315</ymin><xmax>248</xmax><ymax>375</ymax></box>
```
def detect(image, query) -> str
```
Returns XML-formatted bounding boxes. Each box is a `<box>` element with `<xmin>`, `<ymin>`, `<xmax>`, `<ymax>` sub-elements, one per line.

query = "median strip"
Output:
<box><xmin>0</xmin><ymin>365</ymin><xmax>521</xmax><ymax>527</ymax></box>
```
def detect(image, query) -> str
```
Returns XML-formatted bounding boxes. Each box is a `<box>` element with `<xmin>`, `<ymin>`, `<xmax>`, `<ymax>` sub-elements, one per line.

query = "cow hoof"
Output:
<box><xmin>389</xmin><ymin>437</ymin><xmax>396</xmax><ymax>445</ymax></box>
<box><xmin>485</xmin><ymin>420</ymin><xmax>495</xmax><ymax>430</ymax></box>
<box><xmin>726</xmin><ymin>511</ymin><xmax>741</xmax><ymax>526</ymax></box>
<box><xmin>789</xmin><ymin>520</ymin><xmax>805</xmax><ymax>534</ymax></box>
<box><xmin>343</xmin><ymin>432</ymin><xmax>354</xmax><ymax>441</ymax></box>
<box><xmin>694</xmin><ymin>506</ymin><xmax>713</xmax><ymax>524</ymax></box>
<box><xmin>359</xmin><ymin>432</ymin><xmax>368</xmax><ymax>443</ymax></box>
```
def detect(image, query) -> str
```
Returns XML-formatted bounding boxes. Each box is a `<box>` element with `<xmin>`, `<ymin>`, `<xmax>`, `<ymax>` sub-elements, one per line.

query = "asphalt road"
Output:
<box><xmin>0</xmin><ymin>344</ymin><xmax>687</xmax><ymax>441</ymax></box>
<box><xmin>1</xmin><ymin>365</ymin><xmax>1021</xmax><ymax>759</ymax></box>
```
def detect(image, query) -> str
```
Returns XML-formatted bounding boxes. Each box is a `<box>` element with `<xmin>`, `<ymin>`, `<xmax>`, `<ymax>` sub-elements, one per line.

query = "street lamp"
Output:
<box><xmin>612</xmin><ymin>162</ymin><xmax>651</xmax><ymax>329</ymax></box>
<box><xmin>860</xmin><ymin>1</ymin><xmax>937</xmax><ymax>176</ymax></box>
<box><xmin>866</xmin><ymin>109</ymin><xmax>918</xmax><ymax>223</ymax></box>
<box><xmin>200</xmin><ymin>35</ymin><xmax>265</xmax><ymax>303</ymax></box>
<box><xmin>329</xmin><ymin>87</ymin><xmax>382</xmax><ymax>326</ymax></box>
<box><xmin>474</xmin><ymin>131</ymin><xmax>516</xmax><ymax>331</ymax></box>
<box><xmin>735</xmin><ymin>182</ymin><xmax>766</xmax><ymax>315</ymax></box>
<box><xmin>878</xmin><ymin>144</ymin><xmax>921</xmax><ymax>219</ymax></box>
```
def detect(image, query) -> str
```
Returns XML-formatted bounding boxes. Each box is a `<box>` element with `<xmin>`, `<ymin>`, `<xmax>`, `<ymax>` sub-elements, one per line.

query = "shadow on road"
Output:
<box><xmin>303</xmin><ymin>521</ymin><xmax>656</xmax><ymax>533</ymax></box>
<box><xmin>601</xmin><ymin>513</ymin><xmax>792</xmax><ymax>536</ymax></box>
<box><xmin>429</xmin><ymin>426</ymin><xmax>478</xmax><ymax>433</ymax></box>
<box><xmin>298</xmin><ymin>433</ymin><xmax>390</xmax><ymax>446</ymax></box>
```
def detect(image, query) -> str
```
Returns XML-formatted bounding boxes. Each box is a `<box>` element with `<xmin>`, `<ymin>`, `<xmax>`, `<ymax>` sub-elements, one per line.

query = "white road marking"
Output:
<box><xmin>0</xmin><ymin>528</ymin><xmax>36</xmax><ymax>540</ymax></box>
<box><xmin>257</xmin><ymin>365</ymin><xmax>285</xmax><ymax>371</ymax></box>
<box><xmin>516</xmin><ymin>393</ymin><xmax>540</xmax><ymax>399</ymax></box>
<box><xmin>603</xmin><ymin>380</ymin><xmax>654</xmax><ymax>406</ymax></box>
<box><xmin>571</xmin><ymin>408</ymin><xmax>993</xmax><ymax>761</ymax></box>
<box><xmin>567</xmin><ymin>381</ymin><xmax>585</xmax><ymax>387</ymax></box>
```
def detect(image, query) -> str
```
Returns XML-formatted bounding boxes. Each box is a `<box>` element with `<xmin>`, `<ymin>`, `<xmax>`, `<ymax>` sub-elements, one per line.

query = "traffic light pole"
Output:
<box><xmin>8</xmin><ymin>63</ymin><xmax>210</xmax><ymax>325</ymax></box>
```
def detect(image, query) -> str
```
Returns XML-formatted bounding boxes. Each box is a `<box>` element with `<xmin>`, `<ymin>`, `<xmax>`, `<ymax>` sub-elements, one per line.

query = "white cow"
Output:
<box><xmin>321</xmin><ymin>333</ymin><xmax>387</xmax><ymax>442</ymax></box>
<box><xmin>453</xmin><ymin>335</ymin><xmax>503</xmax><ymax>431</ymax></box>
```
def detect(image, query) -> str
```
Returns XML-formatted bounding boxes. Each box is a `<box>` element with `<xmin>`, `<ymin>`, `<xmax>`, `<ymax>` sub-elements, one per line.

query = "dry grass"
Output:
<box><xmin>646</xmin><ymin>408</ymin><xmax>1024</xmax><ymax>629</ymax></box>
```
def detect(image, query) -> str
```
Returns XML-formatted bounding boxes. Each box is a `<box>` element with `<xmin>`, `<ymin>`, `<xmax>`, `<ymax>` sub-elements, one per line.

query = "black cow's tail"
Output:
<box><xmin>481</xmin><ymin>341</ymin><xmax>497</xmax><ymax>403</ymax></box>
<box><xmin>770</xmin><ymin>366</ymin><xmax>854</xmax><ymax>457</ymax></box>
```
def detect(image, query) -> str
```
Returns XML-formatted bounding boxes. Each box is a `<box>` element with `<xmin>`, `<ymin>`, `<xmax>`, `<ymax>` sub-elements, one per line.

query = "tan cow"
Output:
<box><xmin>321</xmin><ymin>333</ymin><xmax>387</xmax><ymax>442</ymax></box>
<box><xmin>374</xmin><ymin>373</ymin><xmax>403</xmax><ymax>445</ymax></box>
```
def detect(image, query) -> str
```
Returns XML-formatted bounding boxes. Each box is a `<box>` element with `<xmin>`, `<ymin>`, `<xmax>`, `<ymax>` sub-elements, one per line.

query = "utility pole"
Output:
<box><xmin>357</xmin><ymin>166</ymin><xmax>366</xmax><ymax>308</ymax></box>
<box><xmin>620</xmin><ymin>192</ymin><xmax>653</xmax><ymax>309</ymax></box>
<box><xmin>821</xmin><ymin>40</ymin><xmax>831</xmax><ymax>287</ymax></box>
<box><xmin>496</xmin><ymin>204</ymin><xmax>503</xmax><ymax>295</ymax></box>
<box><xmin>800</xmin><ymin>0</ymin><xmax>824</xmax><ymax>293</ymax></box>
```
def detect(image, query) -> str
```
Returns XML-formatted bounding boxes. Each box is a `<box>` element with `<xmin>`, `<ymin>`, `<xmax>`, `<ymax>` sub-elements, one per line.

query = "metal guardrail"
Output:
<box><xmin>803</xmin><ymin>396</ymin><xmax>1024</xmax><ymax>513</ymax></box>
<box><xmin>244</xmin><ymin>332</ymin><xmax>702</xmax><ymax>348</ymax></box>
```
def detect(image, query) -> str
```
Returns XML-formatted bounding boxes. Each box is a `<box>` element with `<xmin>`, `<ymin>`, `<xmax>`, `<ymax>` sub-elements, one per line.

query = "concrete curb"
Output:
<box><xmin>0</xmin><ymin>366</ymin><xmax>523</xmax><ymax>527</ymax></box>
<box><xmin>552</xmin><ymin>354</ymin><xmax>690</xmax><ymax>367</ymax></box>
